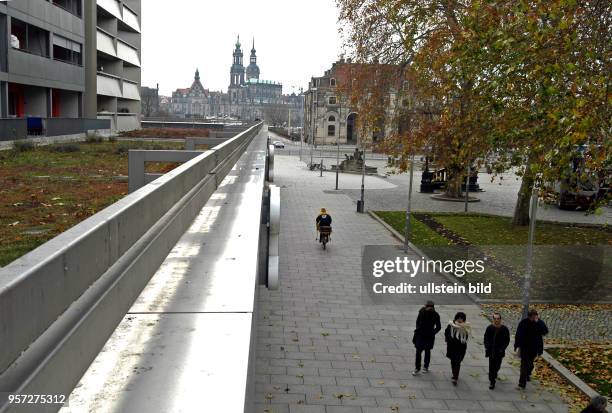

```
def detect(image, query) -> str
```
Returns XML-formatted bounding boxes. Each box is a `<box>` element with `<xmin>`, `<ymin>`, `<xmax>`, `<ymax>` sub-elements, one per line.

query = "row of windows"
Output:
<box><xmin>312</xmin><ymin>78</ymin><xmax>336</xmax><ymax>87</ymax></box>
<box><xmin>10</xmin><ymin>18</ymin><xmax>82</xmax><ymax>65</ymax></box>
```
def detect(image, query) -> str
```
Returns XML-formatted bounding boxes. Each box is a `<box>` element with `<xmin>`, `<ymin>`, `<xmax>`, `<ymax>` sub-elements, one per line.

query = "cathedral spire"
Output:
<box><xmin>236</xmin><ymin>35</ymin><xmax>241</xmax><ymax>48</ymax></box>
<box><xmin>195</xmin><ymin>68</ymin><xmax>200</xmax><ymax>81</ymax></box>
<box><xmin>252</xmin><ymin>37</ymin><xmax>255</xmax><ymax>53</ymax></box>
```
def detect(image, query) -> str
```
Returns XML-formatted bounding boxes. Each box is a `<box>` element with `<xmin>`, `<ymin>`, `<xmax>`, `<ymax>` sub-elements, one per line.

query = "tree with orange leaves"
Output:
<box><xmin>337</xmin><ymin>0</ymin><xmax>610</xmax><ymax>223</ymax></box>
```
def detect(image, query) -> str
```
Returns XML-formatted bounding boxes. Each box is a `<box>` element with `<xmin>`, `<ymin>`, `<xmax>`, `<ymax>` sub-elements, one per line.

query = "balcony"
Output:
<box><xmin>97</xmin><ymin>0</ymin><xmax>122</xmax><ymax>20</ymax></box>
<box><xmin>9</xmin><ymin>49</ymin><xmax>84</xmax><ymax>88</ymax></box>
<box><xmin>96</xmin><ymin>29</ymin><xmax>116</xmax><ymax>58</ymax></box>
<box><xmin>121</xmin><ymin>6</ymin><xmax>141</xmax><ymax>33</ymax></box>
<box><xmin>97</xmin><ymin>72</ymin><xmax>121</xmax><ymax>97</ymax></box>
<box><xmin>117</xmin><ymin>40</ymin><xmax>140</xmax><ymax>67</ymax></box>
<box><xmin>122</xmin><ymin>80</ymin><xmax>140</xmax><ymax>101</ymax></box>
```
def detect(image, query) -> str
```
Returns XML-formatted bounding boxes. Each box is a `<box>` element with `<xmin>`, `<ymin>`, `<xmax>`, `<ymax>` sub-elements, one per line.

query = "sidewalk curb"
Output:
<box><xmin>368</xmin><ymin>209</ymin><xmax>610</xmax><ymax>410</ymax></box>
<box><xmin>367</xmin><ymin>210</ymin><xmax>481</xmax><ymax>304</ymax></box>
<box><xmin>541</xmin><ymin>352</ymin><xmax>610</xmax><ymax>412</ymax></box>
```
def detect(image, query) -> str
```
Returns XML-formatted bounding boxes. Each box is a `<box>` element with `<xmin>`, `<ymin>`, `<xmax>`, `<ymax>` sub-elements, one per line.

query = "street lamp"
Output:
<box><xmin>358</xmin><ymin>139</ymin><xmax>366</xmax><ymax>213</ymax></box>
<box><xmin>335</xmin><ymin>100</ymin><xmax>341</xmax><ymax>190</ymax></box>
<box><xmin>404</xmin><ymin>154</ymin><xmax>415</xmax><ymax>252</ymax></box>
<box><xmin>522</xmin><ymin>186</ymin><xmax>539</xmax><ymax>320</ymax></box>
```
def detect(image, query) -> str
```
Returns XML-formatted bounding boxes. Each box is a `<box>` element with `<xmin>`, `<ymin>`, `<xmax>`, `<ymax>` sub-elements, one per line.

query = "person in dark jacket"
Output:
<box><xmin>484</xmin><ymin>312</ymin><xmax>510</xmax><ymax>389</ymax></box>
<box><xmin>580</xmin><ymin>396</ymin><xmax>607</xmax><ymax>413</ymax></box>
<box><xmin>315</xmin><ymin>208</ymin><xmax>332</xmax><ymax>242</ymax></box>
<box><xmin>445</xmin><ymin>312</ymin><xmax>471</xmax><ymax>385</ymax></box>
<box><xmin>411</xmin><ymin>300</ymin><xmax>441</xmax><ymax>375</ymax></box>
<box><xmin>514</xmin><ymin>309</ymin><xmax>549</xmax><ymax>389</ymax></box>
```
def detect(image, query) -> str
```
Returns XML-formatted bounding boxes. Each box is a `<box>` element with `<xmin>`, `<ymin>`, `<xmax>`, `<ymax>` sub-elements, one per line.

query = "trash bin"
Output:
<box><xmin>357</xmin><ymin>200</ymin><xmax>364</xmax><ymax>213</ymax></box>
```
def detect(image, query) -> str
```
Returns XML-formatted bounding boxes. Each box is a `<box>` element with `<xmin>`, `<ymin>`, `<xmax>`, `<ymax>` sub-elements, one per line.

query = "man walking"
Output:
<box><xmin>412</xmin><ymin>300</ymin><xmax>441</xmax><ymax>375</ymax></box>
<box><xmin>514</xmin><ymin>309</ymin><xmax>549</xmax><ymax>389</ymax></box>
<box><xmin>484</xmin><ymin>312</ymin><xmax>510</xmax><ymax>389</ymax></box>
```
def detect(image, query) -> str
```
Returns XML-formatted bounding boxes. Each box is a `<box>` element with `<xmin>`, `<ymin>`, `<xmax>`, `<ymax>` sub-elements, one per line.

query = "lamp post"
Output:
<box><xmin>310</xmin><ymin>88</ymin><xmax>317</xmax><ymax>167</ymax></box>
<box><xmin>464</xmin><ymin>163</ymin><xmax>470</xmax><ymax>213</ymax></box>
<box><xmin>404</xmin><ymin>154</ymin><xmax>415</xmax><ymax>252</ymax></box>
<box><xmin>335</xmin><ymin>100</ymin><xmax>341</xmax><ymax>190</ymax></box>
<box><xmin>522</xmin><ymin>186</ymin><xmax>539</xmax><ymax>320</ymax></box>
<box><xmin>359</xmin><ymin>141</ymin><xmax>366</xmax><ymax>213</ymax></box>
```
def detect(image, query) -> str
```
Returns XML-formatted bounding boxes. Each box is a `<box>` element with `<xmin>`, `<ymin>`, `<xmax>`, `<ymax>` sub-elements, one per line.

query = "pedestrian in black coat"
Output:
<box><xmin>580</xmin><ymin>395</ymin><xmax>607</xmax><ymax>413</ymax></box>
<box><xmin>484</xmin><ymin>312</ymin><xmax>510</xmax><ymax>389</ymax></box>
<box><xmin>445</xmin><ymin>312</ymin><xmax>471</xmax><ymax>385</ymax></box>
<box><xmin>514</xmin><ymin>309</ymin><xmax>549</xmax><ymax>389</ymax></box>
<box><xmin>411</xmin><ymin>300</ymin><xmax>441</xmax><ymax>375</ymax></box>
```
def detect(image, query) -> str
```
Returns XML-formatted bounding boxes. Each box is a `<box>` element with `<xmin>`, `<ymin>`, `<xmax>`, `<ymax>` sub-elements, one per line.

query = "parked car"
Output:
<box><xmin>273</xmin><ymin>141</ymin><xmax>285</xmax><ymax>149</ymax></box>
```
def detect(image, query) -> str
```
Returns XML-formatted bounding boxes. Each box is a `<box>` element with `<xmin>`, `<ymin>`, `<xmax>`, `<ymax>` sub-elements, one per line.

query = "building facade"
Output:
<box><xmin>0</xmin><ymin>0</ymin><xmax>85</xmax><ymax>120</ymax></box>
<box><xmin>304</xmin><ymin>60</ymin><xmax>359</xmax><ymax>146</ymax></box>
<box><xmin>85</xmin><ymin>0</ymin><xmax>141</xmax><ymax>131</ymax></box>
<box><xmin>0</xmin><ymin>0</ymin><xmax>141</xmax><ymax>138</ymax></box>
<box><xmin>169</xmin><ymin>37</ymin><xmax>302</xmax><ymax>124</ymax></box>
<box><xmin>304</xmin><ymin>60</ymin><xmax>398</xmax><ymax>146</ymax></box>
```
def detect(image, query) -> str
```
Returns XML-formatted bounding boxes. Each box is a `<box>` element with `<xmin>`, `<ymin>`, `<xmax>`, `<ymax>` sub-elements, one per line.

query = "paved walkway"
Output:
<box><xmin>271</xmin><ymin>133</ymin><xmax>611</xmax><ymax>225</ymax></box>
<box><xmin>255</xmin><ymin>153</ymin><xmax>569</xmax><ymax>413</ymax></box>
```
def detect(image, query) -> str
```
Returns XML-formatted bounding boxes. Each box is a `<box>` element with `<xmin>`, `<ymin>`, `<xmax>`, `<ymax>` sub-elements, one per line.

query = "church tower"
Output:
<box><xmin>246</xmin><ymin>38</ymin><xmax>260</xmax><ymax>81</ymax></box>
<box><xmin>230</xmin><ymin>35</ymin><xmax>245</xmax><ymax>87</ymax></box>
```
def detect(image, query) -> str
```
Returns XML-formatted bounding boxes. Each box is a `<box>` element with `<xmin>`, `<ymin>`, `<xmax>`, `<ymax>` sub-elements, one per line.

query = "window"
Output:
<box><xmin>328</xmin><ymin>115</ymin><xmax>335</xmax><ymax>122</ymax></box>
<box><xmin>328</xmin><ymin>96</ymin><xmax>337</xmax><ymax>105</ymax></box>
<box><xmin>53</xmin><ymin>35</ymin><xmax>82</xmax><ymax>65</ymax></box>
<box><xmin>11</xmin><ymin>19</ymin><xmax>50</xmax><ymax>57</ymax></box>
<box><xmin>52</xmin><ymin>0</ymin><xmax>82</xmax><ymax>17</ymax></box>
<box><xmin>328</xmin><ymin>125</ymin><xmax>336</xmax><ymax>137</ymax></box>
<box><xmin>330</xmin><ymin>78</ymin><xmax>336</xmax><ymax>86</ymax></box>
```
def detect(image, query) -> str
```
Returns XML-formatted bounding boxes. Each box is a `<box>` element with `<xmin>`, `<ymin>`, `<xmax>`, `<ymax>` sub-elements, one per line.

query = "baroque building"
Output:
<box><xmin>169</xmin><ymin>36</ymin><xmax>301</xmax><ymax>124</ymax></box>
<box><xmin>304</xmin><ymin>59</ymin><xmax>398</xmax><ymax>146</ymax></box>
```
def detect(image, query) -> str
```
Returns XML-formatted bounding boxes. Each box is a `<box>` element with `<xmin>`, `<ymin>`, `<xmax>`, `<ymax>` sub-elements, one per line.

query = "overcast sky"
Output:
<box><xmin>141</xmin><ymin>0</ymin><xmax>343</xmax><ymax>96</ymax></box>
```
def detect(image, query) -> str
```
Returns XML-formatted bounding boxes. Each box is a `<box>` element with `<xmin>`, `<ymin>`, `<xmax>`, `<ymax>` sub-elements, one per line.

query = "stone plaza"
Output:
<box><xmin>255</xmin><ymin>145</ymin><xmax>573</xmax><ymax>413</ymax></box>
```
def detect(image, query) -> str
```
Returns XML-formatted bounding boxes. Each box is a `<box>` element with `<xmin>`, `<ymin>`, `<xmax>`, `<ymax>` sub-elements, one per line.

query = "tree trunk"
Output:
<box><xmin>512</xmin><ymin>169</ymin><xmax>534</xmax><ymax>226</ymax></box>
<box><xmin>444</xmin><ymin>168</ymin><xmax>463</xmax><ymax>198</ymax></box>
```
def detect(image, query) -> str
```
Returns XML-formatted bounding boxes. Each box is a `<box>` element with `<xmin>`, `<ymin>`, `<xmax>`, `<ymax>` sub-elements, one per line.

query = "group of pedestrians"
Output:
<box><xmin>410</xmin><ymin>301</ymin><xmax>549</xmax><ymax>390</ymax></box>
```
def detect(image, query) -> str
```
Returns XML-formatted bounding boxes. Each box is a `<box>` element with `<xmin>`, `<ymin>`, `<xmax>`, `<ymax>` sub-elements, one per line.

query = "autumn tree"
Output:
<box><xmin>337</xmin><ymin>0</ymin><xmax>611</xmax><ymax>223</ymax></box>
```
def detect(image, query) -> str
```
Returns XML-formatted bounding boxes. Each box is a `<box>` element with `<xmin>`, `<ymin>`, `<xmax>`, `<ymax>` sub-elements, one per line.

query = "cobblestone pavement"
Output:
<box><xmin>482</xmin><ymin>305</ymin><xmax>612</xmax><ymax>343</ymax></box>
<box><xmin>255</xmin><ymin>152</ymin><xmax>570</xmax><ymax>413</ymax></box>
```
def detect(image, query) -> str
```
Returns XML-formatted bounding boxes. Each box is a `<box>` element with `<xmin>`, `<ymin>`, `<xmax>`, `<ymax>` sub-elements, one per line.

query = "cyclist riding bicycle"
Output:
<box><xmin>315</xmin><ymin>208</ymin><xmax>332</xmax><ymax>242</ymax></box>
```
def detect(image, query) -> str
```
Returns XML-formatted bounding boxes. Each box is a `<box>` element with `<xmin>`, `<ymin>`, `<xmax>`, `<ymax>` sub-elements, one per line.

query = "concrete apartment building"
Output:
<box><xmin>0</xmin><ymin>0</ymin><xmax>141</xmax><ymax>140</ymax></box>
<box><xmin>85</xmin><ymin>0</ymin><xmax>141</xmax><ymax>131</ymax></box>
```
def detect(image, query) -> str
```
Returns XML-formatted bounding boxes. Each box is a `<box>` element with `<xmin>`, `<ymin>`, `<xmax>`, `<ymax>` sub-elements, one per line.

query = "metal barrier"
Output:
<box><xmin>0</xmin><ymin>119</ymin><xmax>27</xmax><ymax>141</ymax></box>
<box><xmin>267</xmin><ymin>184</ymin><xmax>280</xmax><ymax>290</ymax></box>
<box><xmin>267</xmin><ymin>144</ymin><xmax>275</xmax><ymax>182</ymax></box>
<box><xmin>45</xmin><ymin>118</ymin><xmax>110</xmax><ymax>137</ymax></box>
<box><xmin>0</xmin><ymin>122</ymin><xmax>263</xmax><ymax>413</ymax></box>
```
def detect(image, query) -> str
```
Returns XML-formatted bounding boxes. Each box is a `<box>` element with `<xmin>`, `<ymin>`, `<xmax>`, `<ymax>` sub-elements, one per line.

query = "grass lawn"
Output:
<box><xmin>373</xmin><ymin>211</ymin><xmax>452</xmax><ymax>246</ymax></box>
<box><xmin>548</xmin><ymin>347</ymin><xmax>611</xmax><ymax>397</ymax></box>
<box><xmin>374</xmin><ymin>211</ymin><xmax>611</xmax><ymax>300</ymax></box>
<box><xmin>0</xmin><ymin>139</ymin><xmax>186</xmax><ymax>267</ymax></box>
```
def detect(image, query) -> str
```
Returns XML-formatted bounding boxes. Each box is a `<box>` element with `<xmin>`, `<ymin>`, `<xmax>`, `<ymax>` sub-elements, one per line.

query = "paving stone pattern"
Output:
<box><xmin>485</xmin><ymin>306</ymin><xmax>612</xmax><ymax>343</ymax></box>
<box><xmin>255</xmin><ymin>152</ymin><xmax>570</xmax><ymax>413</ymax></box>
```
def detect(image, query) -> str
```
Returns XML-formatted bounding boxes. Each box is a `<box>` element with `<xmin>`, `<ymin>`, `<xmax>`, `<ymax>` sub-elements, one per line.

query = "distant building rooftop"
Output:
<box><xmin>246</xmin><ymin>78</ymin><xmax>282</xmax><ymax>86</ymax></box>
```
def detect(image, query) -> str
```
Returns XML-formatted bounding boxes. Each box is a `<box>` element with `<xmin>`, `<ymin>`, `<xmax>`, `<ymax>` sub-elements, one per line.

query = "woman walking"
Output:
<box><xmin>445</xmin><ymin>312</ymin><xmax>471</xmax><ymax>385</ymax></box>
<box><xmin>411</xmin><ymin>300</ymin><xmax>441</xmax><ymax>375</ymax></box>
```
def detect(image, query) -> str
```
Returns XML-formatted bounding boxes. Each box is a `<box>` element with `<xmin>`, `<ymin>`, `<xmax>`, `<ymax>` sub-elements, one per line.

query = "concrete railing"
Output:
<box><xmin>0</xmin><ymin>119</ymin><xmax>27</xmax><ymax>141</ymax></box>
<box><xmin>0</xmin><ymin>118</ymin><xmax>110</xmax><ymax>141</ymax></box>
<box><xmin>45</xmin><ymin>118</ymin><xmax>111</xmax><ymax>137</ymax></box>
<box><xmin>184</xmin><ymin>137</ymin><xmax>228</xmax><ymax>150</ymax></box>
<box><xmin>0</xmin><ymin>122</ymin><xmax>263</xmax><ymax>413</ymax></box>
<box><xmin>128</xmin><ymin>150</ymin><xmax>204</xmax><ymax>192</ymax></box>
